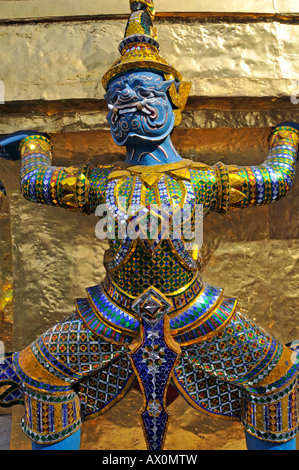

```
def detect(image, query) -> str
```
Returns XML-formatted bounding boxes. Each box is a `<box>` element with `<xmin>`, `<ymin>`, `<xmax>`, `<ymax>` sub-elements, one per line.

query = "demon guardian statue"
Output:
<box><xmin>0</xmin><ymin>0</ymin><xmax>298</xmax><ymax>451</ymax></box>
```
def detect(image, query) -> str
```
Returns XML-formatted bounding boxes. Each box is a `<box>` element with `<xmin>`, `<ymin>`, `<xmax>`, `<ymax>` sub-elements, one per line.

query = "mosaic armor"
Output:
<box><xmin>0</xmin><ymin>124</ymin><xmax>298</xmax><ymax>449</ymax></box>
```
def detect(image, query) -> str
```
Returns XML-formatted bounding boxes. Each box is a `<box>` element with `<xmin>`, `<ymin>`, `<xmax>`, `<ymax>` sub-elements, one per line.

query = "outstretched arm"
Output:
<box><xmin>226</xmin><ymin>123</ymin><xmax>299</xmax><ymax>211</ymax></box>
<box><xmin>190</xmin><ymin>123</ymin><xmax>298</xmax><ymax>215</ymax></box>
<box><xmin>19</xmin><ymin>134</ymin><xmax>112</xmax><ymax>214</ymax></box>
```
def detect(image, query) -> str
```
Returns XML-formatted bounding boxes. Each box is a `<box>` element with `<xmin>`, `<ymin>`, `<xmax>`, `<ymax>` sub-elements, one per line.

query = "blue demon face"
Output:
<box><xmin>105</xmin><ymin>71</ymin><xmax>175</xmax><ymax>146</ymax></box>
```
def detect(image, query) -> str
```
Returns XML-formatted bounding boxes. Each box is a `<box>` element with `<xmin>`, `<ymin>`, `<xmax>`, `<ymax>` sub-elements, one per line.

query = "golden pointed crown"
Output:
<box><xmin>101</xmin><ymin>0</ymin><xmax>191</xmax><ymax>126</ymax></box>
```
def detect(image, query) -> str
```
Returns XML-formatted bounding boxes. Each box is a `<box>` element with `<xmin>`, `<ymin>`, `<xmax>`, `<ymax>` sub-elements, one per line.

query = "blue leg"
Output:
<box><xmin>245</xmin><ymin>430</ymin><xmax>296</xmax><ymax>450</ymax></box>
<box><xmin>31</xmin><ymin>429</ymin><xmax>81</xmax><ymax>450</ymax></box>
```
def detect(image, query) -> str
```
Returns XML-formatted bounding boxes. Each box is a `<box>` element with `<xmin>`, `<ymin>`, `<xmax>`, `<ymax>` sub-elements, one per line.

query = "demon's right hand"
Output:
<box><xmin>0</xmin><ymin>130</ymin><xmax>50</xmax><ymax>161</ymax></box>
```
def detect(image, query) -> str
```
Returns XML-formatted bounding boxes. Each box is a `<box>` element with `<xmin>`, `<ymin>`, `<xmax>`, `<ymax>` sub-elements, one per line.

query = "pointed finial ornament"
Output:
<box><xmin>129</xmin><ymin>1</ymin><xmax>156</xmax><ymax>21</ymax></box>
<box><xmin>102</xmin><ymin>0</ymin><xmax>191</xmax><ymax>126</ymax></box>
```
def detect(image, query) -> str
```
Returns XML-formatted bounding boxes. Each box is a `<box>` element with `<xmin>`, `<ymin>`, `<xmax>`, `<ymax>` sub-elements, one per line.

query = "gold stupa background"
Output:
<box><xmin>0</xmin><ymin>0</ymin><xmax>298</xmax><ymax>450</ymax></box>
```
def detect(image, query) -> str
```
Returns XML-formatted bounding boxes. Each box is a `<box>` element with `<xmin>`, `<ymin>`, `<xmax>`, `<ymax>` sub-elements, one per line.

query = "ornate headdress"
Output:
<box><xmin>102</xmin><ymin>0</ymin><xmax>191</xmax><ymax>126</ymax></box>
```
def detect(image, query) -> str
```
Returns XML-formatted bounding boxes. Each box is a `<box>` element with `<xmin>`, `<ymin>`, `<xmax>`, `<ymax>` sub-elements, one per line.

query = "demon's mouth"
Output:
<box><xmin>108</xmin><ymin>99</ymin><xmax>158</xmax><ymax>125</ymax></box>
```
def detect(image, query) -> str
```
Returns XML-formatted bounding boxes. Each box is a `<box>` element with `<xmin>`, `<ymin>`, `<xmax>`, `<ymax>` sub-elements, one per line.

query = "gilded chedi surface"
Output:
<box><xmin>1</xmin><ymin>20</ymin><xmax>299</xmax><ymax>102</ymax></box>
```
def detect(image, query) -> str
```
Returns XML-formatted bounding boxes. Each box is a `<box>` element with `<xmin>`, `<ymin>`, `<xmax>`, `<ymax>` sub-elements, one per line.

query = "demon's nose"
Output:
<box><xmin>119</xmin><ymin>85</ymin><xmax>138</xmax><ymax>103</ymax></box>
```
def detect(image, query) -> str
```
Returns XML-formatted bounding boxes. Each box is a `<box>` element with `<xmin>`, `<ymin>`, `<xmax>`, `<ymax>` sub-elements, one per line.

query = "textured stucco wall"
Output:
<box><xmin>1</xmin><ymin>18</ymin><xmax>299</xmax><ymax>103</ymax></box>
<box><xmin>1</xmin><ymin>1</ymin><xmax>299</xmax><ymax>134</ymax></box>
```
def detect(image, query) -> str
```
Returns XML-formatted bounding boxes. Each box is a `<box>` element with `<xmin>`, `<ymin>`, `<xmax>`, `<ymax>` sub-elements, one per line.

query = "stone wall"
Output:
<box><xmin>1</xmin><ymin>1</ymin><xmax>299</xmax><ymax>132</ymax></box>
<box><xmin>0</xmin><ymin>0</ymin><xmax>298</xmax><ymax>451</ymax></box>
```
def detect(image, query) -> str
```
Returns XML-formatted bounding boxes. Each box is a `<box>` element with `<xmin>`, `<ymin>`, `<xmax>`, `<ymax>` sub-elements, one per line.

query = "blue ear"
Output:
<box><xmin>157</xmin><ymin>79</ymin><xmax>175</xmax><ymax>93</ymax></box>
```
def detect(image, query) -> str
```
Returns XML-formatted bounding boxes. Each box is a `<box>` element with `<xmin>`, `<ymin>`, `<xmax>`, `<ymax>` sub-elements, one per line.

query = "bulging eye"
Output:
<box><xmin>138</xmin><ymin>89</ymin><xmax>154</xmax><ymax>99</ymax></box>
<box><xmin>110</xmin><ymin>95</ymin><xmax>118</xmax><ymax>105</ymax></box>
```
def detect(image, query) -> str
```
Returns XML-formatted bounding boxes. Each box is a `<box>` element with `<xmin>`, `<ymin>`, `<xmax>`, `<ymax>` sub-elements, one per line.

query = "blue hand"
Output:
<box><xmin>0</xmin><ymin>130</ymin><xmax>49</xmax><ymax>161</ymax></box>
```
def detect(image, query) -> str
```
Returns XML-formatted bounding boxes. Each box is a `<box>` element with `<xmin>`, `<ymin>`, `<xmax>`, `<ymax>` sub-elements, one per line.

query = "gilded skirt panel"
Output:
<box><xmin>11</xmin><ymin>313</ymin><xmax>135</xmax><ymax>444</ymax></box>
<box><xmin>174</xmin><ymin>310</ymin><xmax>299</xmax><ymax>442</ymax></box>
<box><xmin>5</xmin><ymin>309</ymin><xmax>299</xmax><ymax>445</ymax></box>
